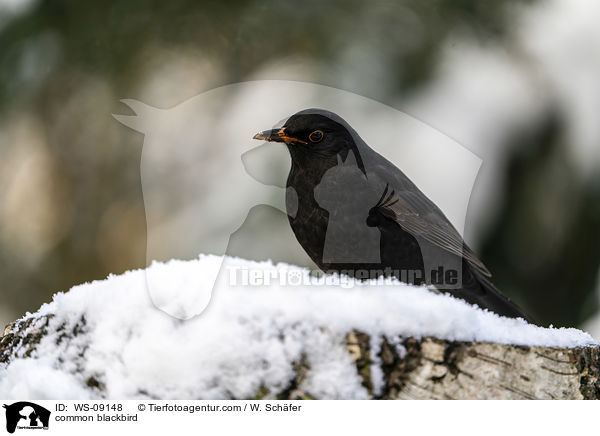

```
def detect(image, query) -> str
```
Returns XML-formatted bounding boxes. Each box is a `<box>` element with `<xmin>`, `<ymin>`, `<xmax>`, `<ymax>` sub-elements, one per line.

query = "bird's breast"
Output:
<box><xmin>288</xmin><ymin>199</ymin><xmax>328</xmax><ymax>263</ymax></box>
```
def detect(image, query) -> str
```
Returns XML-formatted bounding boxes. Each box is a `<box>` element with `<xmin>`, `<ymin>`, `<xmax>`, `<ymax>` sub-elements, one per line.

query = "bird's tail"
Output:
<box><xmin>439</xmin><ymin>262</ymin><xmax>535</xmax><ymax>324</ymax></box>
<box><xmin>470</xmin><ymin>269</ymin><xmax>535</xmax><ymax>323</ymax></box>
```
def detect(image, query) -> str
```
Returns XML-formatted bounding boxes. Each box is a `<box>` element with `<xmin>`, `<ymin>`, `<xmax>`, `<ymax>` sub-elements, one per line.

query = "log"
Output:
<box><xmin>2</xmin><ymin>315</ymin><xmax>599</xmax><ymax>399</ymax></box>
<box><xmin>345</xmin><ymin>331</ymin><xmax>600</xmax><ymax>400</ymax></box>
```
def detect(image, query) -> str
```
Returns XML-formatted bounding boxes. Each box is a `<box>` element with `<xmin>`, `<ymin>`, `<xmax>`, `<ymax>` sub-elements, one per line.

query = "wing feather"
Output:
<box><xmin>376</xmin><ymin>186</ymin><xmax>492</xmax><ymax>277</ymax></box>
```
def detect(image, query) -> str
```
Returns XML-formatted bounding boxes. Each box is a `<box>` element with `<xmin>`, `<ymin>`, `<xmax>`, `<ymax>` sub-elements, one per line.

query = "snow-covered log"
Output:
<box><xmin>1</xmin><ymin>256</ymin><xmax>598</xmax><ymax>399</ymax></box>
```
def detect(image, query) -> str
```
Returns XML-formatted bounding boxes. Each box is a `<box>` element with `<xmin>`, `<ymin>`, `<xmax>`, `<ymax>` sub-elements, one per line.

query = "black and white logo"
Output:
<box><xmin>2</xmin><ymin>402</ymin><xmax>50</xmax><ymax>433</ymax></box>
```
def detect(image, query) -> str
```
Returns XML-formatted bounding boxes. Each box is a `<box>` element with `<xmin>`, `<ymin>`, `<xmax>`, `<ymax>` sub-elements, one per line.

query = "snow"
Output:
<box><xmin>0</xmin><ymin>255</ymin><xmax>596</xmax><ymax>400</ymax></box>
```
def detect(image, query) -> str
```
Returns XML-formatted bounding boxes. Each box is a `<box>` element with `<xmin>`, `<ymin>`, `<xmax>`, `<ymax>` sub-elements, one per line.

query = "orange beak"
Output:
<box><xmin>253</xmin><ymin>128</ymin><xmax>307</xmax><ymax>144</ymax></box>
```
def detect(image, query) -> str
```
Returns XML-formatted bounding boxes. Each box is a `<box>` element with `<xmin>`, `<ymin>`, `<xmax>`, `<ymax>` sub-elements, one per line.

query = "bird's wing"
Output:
<box><xmin>374</xmin><ymin>183</ymin><xmax>492</xmax><ymax>277</ymax></box>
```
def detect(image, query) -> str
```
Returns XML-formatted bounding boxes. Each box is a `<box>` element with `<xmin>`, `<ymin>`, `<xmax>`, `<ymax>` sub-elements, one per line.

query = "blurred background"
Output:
<box><xmin>0</xmin><ymin>0</ymin><xmax>598</xmax><ymax>332</ymax></box>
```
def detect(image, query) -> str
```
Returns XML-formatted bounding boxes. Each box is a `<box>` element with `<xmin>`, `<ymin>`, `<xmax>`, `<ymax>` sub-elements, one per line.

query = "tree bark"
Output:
<box><xmin>344</xmin><ymin>331</ymin><xmax>600</xmax><ymax>399</ymax></box>
<box><xmin>1</xmin><ymin>316</ymin><xmax>599</xmax><ymax>399</ymax></box>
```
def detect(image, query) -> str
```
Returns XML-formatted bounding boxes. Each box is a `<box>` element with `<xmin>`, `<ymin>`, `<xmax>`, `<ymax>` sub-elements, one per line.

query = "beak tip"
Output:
<box><xmin>253</xmin><ymin>133</ymin><xmax>265</xmax><ymax>140</ymax></box>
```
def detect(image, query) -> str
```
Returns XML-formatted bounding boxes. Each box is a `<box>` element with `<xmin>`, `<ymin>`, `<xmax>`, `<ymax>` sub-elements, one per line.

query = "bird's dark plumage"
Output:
<box><xmin>254</xmin><ymin>108</ymin><xmax>532</xmax><ymax>322</ymax></box>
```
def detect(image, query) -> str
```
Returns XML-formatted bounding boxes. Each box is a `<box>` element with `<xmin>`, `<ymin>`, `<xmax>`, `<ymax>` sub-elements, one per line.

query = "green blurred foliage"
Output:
<box><xmin>481</xmin><ymin>112</ymin><xmax>600</xmax><ymax>326</ymax></box>
<box><xmin>1</xmin><ymin>0</ymin><xmax>598</xmax><ymax>329</ymax></box>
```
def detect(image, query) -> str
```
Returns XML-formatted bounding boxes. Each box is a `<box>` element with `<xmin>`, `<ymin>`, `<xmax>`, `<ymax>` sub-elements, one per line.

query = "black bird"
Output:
<box><xmin>253</xmin><ymin>109</ymin><xmax>532</xmax><ymax>322</ymax></box>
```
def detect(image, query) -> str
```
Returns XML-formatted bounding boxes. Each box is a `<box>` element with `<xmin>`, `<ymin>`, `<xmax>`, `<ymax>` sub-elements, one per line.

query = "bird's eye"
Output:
<box><xmin>309</xmin><ymin>130</ymin><xmax>324</xmax><ymax>143</ymax></box>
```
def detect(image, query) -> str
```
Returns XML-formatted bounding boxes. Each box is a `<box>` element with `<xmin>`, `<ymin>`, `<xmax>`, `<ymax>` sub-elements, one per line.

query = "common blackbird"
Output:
<box><xmin>253</xmin><ymin>109</ymin><xmax>532</xmax><ymax>322</ymax></box>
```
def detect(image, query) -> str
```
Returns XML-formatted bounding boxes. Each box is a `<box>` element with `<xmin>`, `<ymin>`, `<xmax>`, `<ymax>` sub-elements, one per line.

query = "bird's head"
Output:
<box><xmin>253</xmin><ymin>109</ymin><xmax>363</xmax><ymax>171</ymax></box>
